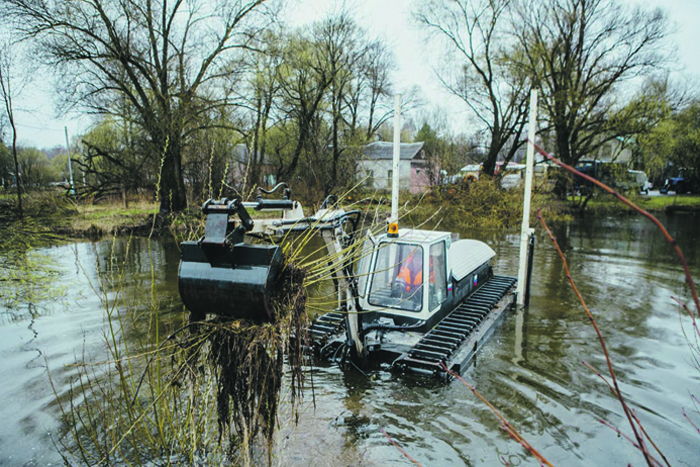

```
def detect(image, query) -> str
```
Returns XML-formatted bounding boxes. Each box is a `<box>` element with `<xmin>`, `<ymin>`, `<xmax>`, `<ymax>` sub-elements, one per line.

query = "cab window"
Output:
<box><xmin>429</xmin><ymin>242</ymin><xmax>447</xmax><ymax>310</ymax></box>
<box><xmin>368</xmin><ymin>242</ymin><xmax>423</xmax><ymax>312</ymax></box>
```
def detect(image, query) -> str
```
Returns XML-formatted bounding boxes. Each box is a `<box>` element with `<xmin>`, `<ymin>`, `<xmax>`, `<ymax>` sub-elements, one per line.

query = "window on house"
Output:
<box><xmin>365</xmin><ymin>170</ymin><xmax>374</xmax><ymax>187</ymax></box>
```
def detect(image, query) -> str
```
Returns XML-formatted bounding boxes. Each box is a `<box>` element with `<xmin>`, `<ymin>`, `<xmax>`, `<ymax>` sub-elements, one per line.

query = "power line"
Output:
<box><xmin>14</xmin><ymin>122</ymin><xmax>78</xmax><ymax>132</ymax></box>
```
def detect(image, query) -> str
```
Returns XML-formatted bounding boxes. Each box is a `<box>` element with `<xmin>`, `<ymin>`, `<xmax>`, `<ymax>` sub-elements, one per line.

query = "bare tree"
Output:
<box><xmin>416</xmin><ymin>0</ymin><xmax>530</xmax><ymax>177</ymax></box>
<box><xmin>242</xmin><ymin>31</ymin><xmax>285</xmax><ymax>193</ymax></box>
<box><xmin>514</xmin><ymin>0</ymin><xmax>671</xmax><ymax>168</ymax></box>
<box><xmin>0</xmin><ymin>39</ymin><xmax>26</xmax><ymax>219</ymax></box>
<box><xmin>275</xmin><ymin>26</ymin><xmax>338</xmax><ymax>181</ymax></box>
<box><xmin>80</xmin><ymin>112</ymin><xmax>155</xmax><ymax>203</ymax></box>
<box><xmin>1</xmin><ymin>0</ymin><xmax>269</xmax><ymax>212</ymax></box>
<box><xmin>360</xmin><ymin>40</ymin><xmax>395</xmax><ymax>142</ymax></box>
<box><xmin>317</xmin><ymin>11</ymin><xmax>365</xmax><ymax>194</ymax></box>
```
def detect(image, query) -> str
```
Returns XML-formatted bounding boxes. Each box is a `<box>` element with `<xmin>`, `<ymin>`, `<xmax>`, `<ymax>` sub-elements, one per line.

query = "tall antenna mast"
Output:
<box><xmin>391</xmin><ymin>94</ymin><xmax>402</xmax><ymax>223</ymax></box>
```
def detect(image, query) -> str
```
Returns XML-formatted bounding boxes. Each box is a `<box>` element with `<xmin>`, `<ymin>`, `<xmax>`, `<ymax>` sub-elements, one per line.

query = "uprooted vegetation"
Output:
<box><xmin>54</xmin><ymin>239</ymin><xmax>309</xmax><ymax>466</ymax></box>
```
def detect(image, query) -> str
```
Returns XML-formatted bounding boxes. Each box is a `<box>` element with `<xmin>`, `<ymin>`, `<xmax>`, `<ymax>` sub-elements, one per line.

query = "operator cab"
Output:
<box><xmin>358</xmin><ymin>230</ymin><xmax>456</xmax><ymax>329</ymax></box>
<box><xmin>358</xmin><ymin>228</ymin><xmax>496</xmax><ymax>330</ymax></box>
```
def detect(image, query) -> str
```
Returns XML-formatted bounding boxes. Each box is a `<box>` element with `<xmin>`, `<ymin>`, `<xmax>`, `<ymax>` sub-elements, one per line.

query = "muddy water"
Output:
<box><xmin>1</xmin><ymin>212</ymin><xmax>699</xmax><ymax>466</ymax></box>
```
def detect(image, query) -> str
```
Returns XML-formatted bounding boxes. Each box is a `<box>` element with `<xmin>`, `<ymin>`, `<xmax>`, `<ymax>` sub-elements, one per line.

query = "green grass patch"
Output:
<box><xmin>570</xmin><ymin>192</ymin><xmax>700</xmax><ymax>215</ymax></box>
<box><xmin>635</xmin><ymin>193</ymin><xmax>700</xmax><ymax>210</ymax></box>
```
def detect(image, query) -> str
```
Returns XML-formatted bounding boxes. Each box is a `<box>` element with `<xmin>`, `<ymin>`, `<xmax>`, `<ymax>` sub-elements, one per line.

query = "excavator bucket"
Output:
<box><xmin>178</xmin><ymin>242</ymin><xmax>284</xmax><ymax>321</ymax></box>
<box><xmin>177</xmin><ymin>198</ymin><xmax>285</xmax><ymax>321</ymax></box>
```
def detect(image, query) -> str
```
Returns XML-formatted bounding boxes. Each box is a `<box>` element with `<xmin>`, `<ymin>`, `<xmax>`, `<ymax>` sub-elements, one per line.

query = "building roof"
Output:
<box><xmin>362</xmin><ymin>142</ymin><xmax>425</xmax><ymax>161</ymax></box>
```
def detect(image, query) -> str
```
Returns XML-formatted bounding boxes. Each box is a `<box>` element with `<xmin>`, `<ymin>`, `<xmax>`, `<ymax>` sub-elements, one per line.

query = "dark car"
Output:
<box><xmin>660</xmin><ymin>176</ymin><xmax>700</xmax><ymax>194</ymax></box>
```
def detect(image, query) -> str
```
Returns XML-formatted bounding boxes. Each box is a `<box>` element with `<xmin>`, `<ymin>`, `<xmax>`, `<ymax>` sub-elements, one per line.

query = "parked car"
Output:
<box><xmin>624</xmin><ymin>170</ymin><xmax>650</xmax><ymax>194</ymax></box>
<box><xmin>573</xmin><ymin>161</ymin><xmax>649</xmax><ymax>194</ymax></box>
<box><xmin>660</xmin><ymin>176</ymin><xmax>700</xmax><ymax>194</ymax></box>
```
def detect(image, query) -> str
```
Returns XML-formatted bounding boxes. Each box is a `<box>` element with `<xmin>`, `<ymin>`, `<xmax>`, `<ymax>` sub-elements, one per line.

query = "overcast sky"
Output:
<box><xmin>8</xmin><ymin>0</ymin><xmax>700</xmax><ymax>150</ymax></box>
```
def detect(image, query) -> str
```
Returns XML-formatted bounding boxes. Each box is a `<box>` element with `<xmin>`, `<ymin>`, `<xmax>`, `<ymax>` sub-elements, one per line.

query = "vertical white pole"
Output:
<box><xmin>80</xmin><ymin>144</ymin><xmax>86</xmax><ymax>187</ymax></box>
<box><xmin>64</xmin><ymin>126</ymin><xmax>75</xmax><ymax>196</ymax></box>
<box><xmin>517</xmin><ymin>90</ymin><xmax>538</xmax><ymax>306</ymax></box>
<box><xmin>391</xmin><ymin>94</ymin><xmax>402</xmax><ymax>223</ymax></box>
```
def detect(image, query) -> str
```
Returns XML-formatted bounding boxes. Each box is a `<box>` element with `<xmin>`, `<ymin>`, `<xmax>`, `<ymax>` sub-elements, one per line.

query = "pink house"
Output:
<box><xmin>358</xmin><ymin>142</ymin><xmax>435</xmax><ymax>194</ymax></box>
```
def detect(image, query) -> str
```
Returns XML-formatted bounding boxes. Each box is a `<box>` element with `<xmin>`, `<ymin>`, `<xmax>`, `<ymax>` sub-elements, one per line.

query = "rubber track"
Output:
<box><xmin>399</xmin><ymin>276</ymin><xmax>517</xmax><ymax>372</ymax></box>
<box><xmin>309</xmin><ymin>312</ymin><xmax>345</xmax><ymax>340</ymax></box>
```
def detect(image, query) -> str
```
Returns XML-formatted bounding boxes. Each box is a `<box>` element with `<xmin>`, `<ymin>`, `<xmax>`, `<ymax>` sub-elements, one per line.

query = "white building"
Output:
<box><xmin>357</xmin><ymin>142</ymin><xmax>431</xmax><ymax>193</ymax></box>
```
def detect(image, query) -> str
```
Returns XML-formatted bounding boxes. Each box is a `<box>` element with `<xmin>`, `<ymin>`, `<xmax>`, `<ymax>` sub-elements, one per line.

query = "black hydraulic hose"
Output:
<box><xmin>274</xmin><ymin>210</ymin><xmax>361</xmax><ymax>227</ymax></box>
<box><xmin>320</xmin><ymin>194</ymin><xmax>338</xmax><ymax>210</ymax></box>
<box><xmin>258</xmin><ymin>182</ymin><xmax>289</xmax><ymax>195</ymax></box>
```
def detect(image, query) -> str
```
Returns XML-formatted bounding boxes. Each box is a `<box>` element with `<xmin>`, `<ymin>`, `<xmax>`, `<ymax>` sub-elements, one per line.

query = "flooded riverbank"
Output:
<box><xmin>1</xmin><ymin>212</ymin><xmax>699</xmax><ymax>466</ymax></box>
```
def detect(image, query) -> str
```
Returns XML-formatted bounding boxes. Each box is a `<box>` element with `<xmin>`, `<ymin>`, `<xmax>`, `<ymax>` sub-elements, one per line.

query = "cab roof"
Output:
<box><xmin>381</xmin><ymin>228</ymin><xmax>451</xmax><ymax>244</ymax></box>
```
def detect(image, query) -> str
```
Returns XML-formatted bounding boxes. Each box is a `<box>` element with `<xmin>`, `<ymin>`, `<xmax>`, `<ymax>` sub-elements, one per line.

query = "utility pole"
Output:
<box><xmin>64</xmin><ymin>126</ymin><xmax>75</xmax><ymax>195</ymax></box>
<box><xmin>517</xmin><ymin>89</ymin><xmax>538</xmax><ymax>306</ymax></box>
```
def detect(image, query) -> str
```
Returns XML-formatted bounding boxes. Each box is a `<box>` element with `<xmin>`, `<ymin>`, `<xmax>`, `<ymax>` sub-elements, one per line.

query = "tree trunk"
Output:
<box><xmin>158</xmin><ymin>134</ymin><xmax>187</xmax><ymax>212</ymax></box>
<box><xmin>122</xmin><ymin>184</ymin><xmax>128</xmax><ymax>209</ymax></box>
<box><xmin>283</xmin><ymin>123</ymin><xmax>309</xmax><ymax>180</ymax></box>
<box><xmin>482</xmin><ymin>134</ymin><xmax>501</xmax><ymax>177</ymax></box>
<box><xmin>10</xmin><ymin>122</ymin><xmax>22</xmax><ymax>220</ymax></box>
<box><xmin>329</xmin><ymin>96</ymin><xmax>341</xmax><ymax>196</ymax></box>
<box><xmin>250</xmin><ymin>95</ymin><xmax>262</xmax><ymax>192</ymax></box>
<box><xmin>553</xmin><ymin>123</ymin><xmax>573</xmax><ymax>199</ymax></box>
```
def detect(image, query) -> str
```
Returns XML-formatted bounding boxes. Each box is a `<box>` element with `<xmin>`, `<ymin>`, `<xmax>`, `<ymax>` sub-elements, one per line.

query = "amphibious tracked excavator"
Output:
<box><xmin>177</xmin><ymin>183</ymin><xmax>519</xmax><ymax>377</ymax></box>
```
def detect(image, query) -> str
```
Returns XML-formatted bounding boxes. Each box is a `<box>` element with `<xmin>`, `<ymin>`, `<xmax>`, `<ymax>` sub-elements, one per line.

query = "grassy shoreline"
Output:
<box><xmin>568</xmin><ymin>191</ymin><xmax>700</xmax><ymax>216</ymax></box>
<box><xmin>2</xmin><ymin>189</ymin><xmax>699</xmax><ymax>244</ymax></box>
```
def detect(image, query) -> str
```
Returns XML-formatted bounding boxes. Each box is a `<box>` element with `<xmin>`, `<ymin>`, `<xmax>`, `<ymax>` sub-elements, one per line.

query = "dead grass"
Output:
<box><xmin>70</xmin><ymin>200</ymin><xmax>159</xmax><ymax>233</ymax></box>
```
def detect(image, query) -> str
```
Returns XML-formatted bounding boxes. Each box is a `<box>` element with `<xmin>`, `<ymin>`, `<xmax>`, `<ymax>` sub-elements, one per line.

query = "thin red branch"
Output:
<box><xmin>582</xmin><ymin>360</ymin><xmax>615</xmax><ymax>394</ymax></box>
<box><xmin>537</xmin><ymin>210</ymin><xmax>656</xmax><ymax>466</ymax></box>
<box><xmin>630</xmin><ymin>409</ymin><xmax>672</xmax><ymax>467</ymax></box>
<box><xmin>379</xmin><ymin>428</ymin><xmax>424</xmax><ymax>467</ymax></box>
<box><xmin>584</xmin><ymin>363</ymin><xmax>671</xmax><ymax>466</ymax></box>
<box><xmin>440</xmin><ymin>362</ymin><xmax>555</xmax><ymax>467</ymax></box>
<box><xmin>529</xmin><ymin>139</ymin><xmax>700</xmax><ymax>319</ymax></box>
<box><xmin>671</xmin><ymin>297</ymin><xmax>700</xmax><ymax>344</ymax></box>
<box><xmin>682</xmin><ymin>408</ymin><xmax>700</xmax><ymax>438</ymax></box>
<box><xmin>599</xmin><ymin>419</ymin><xmax>665</xmax><ymax>467</ymax></box>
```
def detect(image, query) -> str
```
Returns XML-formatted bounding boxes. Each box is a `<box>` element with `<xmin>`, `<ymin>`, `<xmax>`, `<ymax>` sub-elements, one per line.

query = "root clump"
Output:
<box><xmin>184</xmin><ymin>260</ymin><xmax>309</xmax><ymax>463</ymax></box>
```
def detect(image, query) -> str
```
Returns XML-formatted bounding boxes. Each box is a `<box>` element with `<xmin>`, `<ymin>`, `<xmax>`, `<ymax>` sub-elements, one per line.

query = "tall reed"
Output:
<box><xmin>51</xmin><ymin>235</ymin><xmax>311</xmax><ymax>466</ymax></box>
<box><xmin>51</xmin><ymin>183</ymin><xmax>399</xmax><ymax>466</ymax></box>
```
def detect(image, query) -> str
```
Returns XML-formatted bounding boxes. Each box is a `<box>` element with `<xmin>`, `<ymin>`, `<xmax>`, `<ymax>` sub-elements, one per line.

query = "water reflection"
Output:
<box><xmin>0</xmin><ymin>212</ymin><xmax>699</xmax><ymax>466</ymax></box>
<box><xmin>0</xmin><ymin>237</ymin><xmax>185</xmax><ymax>466</ymax></box>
